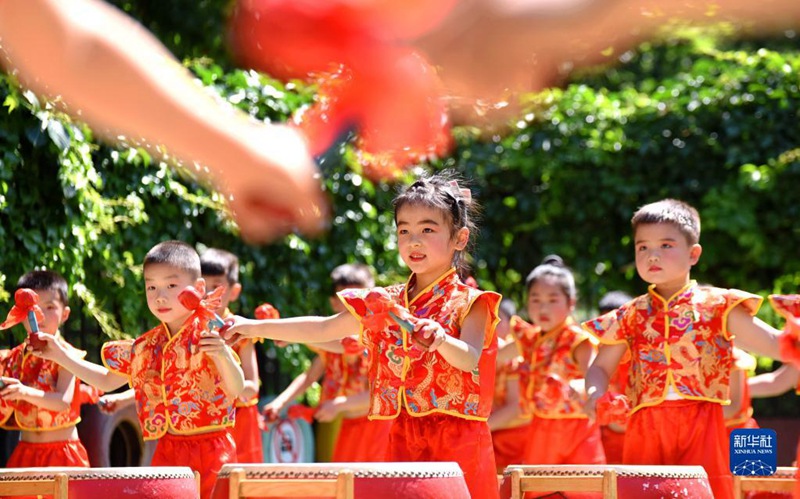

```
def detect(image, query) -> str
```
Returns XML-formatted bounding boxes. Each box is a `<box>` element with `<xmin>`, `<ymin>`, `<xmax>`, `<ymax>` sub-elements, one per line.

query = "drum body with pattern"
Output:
<box><xmin>0</xmin><ymin>466</ymin><xmax>198</xmax><ymax>499</ymax></box>
<box><xmin>212</xmin><ymin>462</ymin><xmax>470</xmax><ymax>499</ymax></box>
<box><xmin>499</xmin><ymin>465</ymin><xmax>714</xmax><ymax>499</ymax></box>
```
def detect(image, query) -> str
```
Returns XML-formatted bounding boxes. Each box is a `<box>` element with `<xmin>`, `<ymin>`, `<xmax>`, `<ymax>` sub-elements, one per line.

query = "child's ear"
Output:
<box><xmin>689</xmin><ymin>244</ymin><xmax>702</xmax><ymax>265</ymax></box>
<box><xmin>60</xmin><ymin>306</ymin><xmax>71</xmax><ymax>324</ymax></box>
<box><xmin>454</xmin><ymin>227</ymin><xmax>470</xmax><ymax>251</ymax></box>
<box><xmin>229</xmin><ymin>282</ymin><xmax>242</xmax><ymax>302</ymax></box>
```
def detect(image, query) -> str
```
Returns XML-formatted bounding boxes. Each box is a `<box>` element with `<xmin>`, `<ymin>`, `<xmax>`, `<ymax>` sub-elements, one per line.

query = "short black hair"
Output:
<box><xmin>330</xmin><ymin>263</ymin><xmax>375</xmax><ymax>292</ymax></box>
<box><xmin>631</xmin><ymin>198</ymin><xmax>701</xmax><ymax>245</ymax></box>
<box><xmin>17</xmin><ymin>270</ymin><xmax>69</xmax><ymax>306</ymax></box>
<box><xmin>143</xmin><ymin>241</ymin><xmax>201</xmax><ymax>280</ymax></box>
<box><xmin>200</xmin><ymin>248</ymin><xmax>239</xmax><ymax>284</ymax></box>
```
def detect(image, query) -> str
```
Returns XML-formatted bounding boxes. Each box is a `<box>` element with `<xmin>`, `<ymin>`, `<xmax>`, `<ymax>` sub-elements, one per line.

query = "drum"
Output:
<box><xmin>0</xmin><ymin>466</ymin><xmax>198</xmax><ymax>499</ymax></box>
<box><xmin>499</xmin><ymin>465</ymin><xmax>714</xmax><ymax>499</ymax></box>
<box><xmin>212</xmin><ymin>462</ymin><xmax>470</xmax><ymax>499</ymax></box>
<box><xmin>738</xmin><ymin>466</ymin><xmax>796</xmax><ymax>499</ymax></box>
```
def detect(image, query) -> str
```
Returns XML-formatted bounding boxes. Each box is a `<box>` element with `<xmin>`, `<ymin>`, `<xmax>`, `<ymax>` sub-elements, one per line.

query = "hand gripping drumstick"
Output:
<box><xmin>0</xmin><ymin>289</ymin><xmax>46</xmax><ymax>349</ymax></box>
<box><xmin>178</xmin><ymin>286</ymin><xmax>227</xmax><ymax>331</ymax></box>
<box><xmin>363</xmin><ymin>290</ymin><xmax>433</xmax><ymax>348</ymax></box>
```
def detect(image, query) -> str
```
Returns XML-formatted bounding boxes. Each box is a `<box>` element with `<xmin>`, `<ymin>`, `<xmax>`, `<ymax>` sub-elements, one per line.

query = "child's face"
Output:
<box><xmin>634</xmin><ymin>223</ymin><xmax>701</xmax><ymax>294</ymax></box>
<box><xmin>526</xmin><ymin>276</ymin><xmax>574</xmax><ymax>332</ymax></box>
<box><xmin>203</xmin><ymin>274</ymin><xmax>242</xmax><ymax>316</ymax></box>
<box><xmin>24</xmin><ymin>289</ymin><xmax>70</xmax><ymax>335</ymax></box>
<box><xmin>144</xmin><ymin>263</ymin><xmax>199</xmax><ymax>329</ymax></box>
<box><xmin>396</xmin><ymin>204</ymin><xmax>468</xmax><ymax>278</ymax></box>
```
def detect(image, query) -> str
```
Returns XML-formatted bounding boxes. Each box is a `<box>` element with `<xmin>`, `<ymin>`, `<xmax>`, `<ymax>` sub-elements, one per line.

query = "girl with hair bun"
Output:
<box><xmin>223</xmin><ymin>170</ymin><xmax>502</xmax><ymax>499</ymax></box>
<box><xmin>501</xmin><ymin>256</ymin><xmax>606</xmax><ymax>466</ymax></box>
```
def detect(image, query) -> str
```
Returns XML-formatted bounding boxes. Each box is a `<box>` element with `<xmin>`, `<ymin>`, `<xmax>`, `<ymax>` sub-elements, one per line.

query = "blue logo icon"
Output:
<box><xmin>730</xmin><ymin>429</ymin><xmax>777</xmax><ymax>476</ymax></box>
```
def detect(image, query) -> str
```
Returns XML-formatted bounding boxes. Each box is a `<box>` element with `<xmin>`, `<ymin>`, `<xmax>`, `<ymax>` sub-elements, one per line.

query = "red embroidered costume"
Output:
<box><xmin>583</xmin><ymin>281</ymin><xmax>762</xmax><ymax>499</ymax></box>
<box><xmin>339</xmin><ymin>268</ymin><xmax>501</xmax><ymax>499</ymax></box>
<box><xmin>102</xmin><ymin>319</ymin><xmax>238</xmax><ymax>499</ymax></box>
<box><xmin>0</xmin><ymin>333</ymin><xmax>90</xmax><ymax>468</ymax></box>
<box><xmin>512</xmin><ymin>316</ymin><xmax>605</xmax><ymax>465</ymax></box>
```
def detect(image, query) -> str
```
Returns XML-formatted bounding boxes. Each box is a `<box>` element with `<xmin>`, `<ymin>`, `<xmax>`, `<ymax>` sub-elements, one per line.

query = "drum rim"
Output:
<box><xmin>217</xmin><ymin>462</ymin><xmax>464</xmax><ymax>479</ymax></box>
<box><xmin>502</xmin><ymin>465</ymin><xmax>709</xmax><ymax>479</ymax></box>
<box><xmin>0</xmin><ymin>467</ymin><xmax>196</xmax><ymax>481</ymax></box>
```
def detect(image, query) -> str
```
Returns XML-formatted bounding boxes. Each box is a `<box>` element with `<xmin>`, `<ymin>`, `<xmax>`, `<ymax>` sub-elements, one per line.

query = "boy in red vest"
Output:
<box><xmin>584</xmin><ymin>199</ymin><xmax>782</xmax><ymax>499</ymax></box>
<box><xmin>0</xmin><ymin>270</ymin><xmax>90</xmax><ymax>468</ymax></box>
<box><xmin>31</xmin><ymin>241</ymin><xmax>245</xmax><ymax>499</ymax></box>
<box><xmin>201</xmin><ymin>247</ymin><xmax>264</xmax><ymax>463</ymax></box>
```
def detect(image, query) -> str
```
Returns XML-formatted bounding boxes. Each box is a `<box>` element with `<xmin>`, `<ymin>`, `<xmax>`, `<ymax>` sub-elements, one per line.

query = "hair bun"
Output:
<box><xmin>542</xmin><ymin>254</ymin><xmax>564</xmax><ymax>267</ymax></box>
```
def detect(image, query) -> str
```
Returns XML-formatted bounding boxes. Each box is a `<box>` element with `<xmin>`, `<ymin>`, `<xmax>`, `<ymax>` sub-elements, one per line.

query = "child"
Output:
<box><xmin>596</xmin><ymin>290</ymin><xmax>633</xmax><ymax>464</ymax></box>
<box><xmin>201</xmin><ymin>247</ymin><xmax>263</xmax><ymax>463</ymax></box>
<box><xmin>505</xmin><ymin>256</ymin><xmax>605</xmax><ymax>466</ymax></box>
<box><xmin>584</xmin><ymin>199</ymin><xmax>782</xmax><ymax>499</ymax></box>
<box><xmin>0</xmin><ymin>270</ymin><xmax>90</xmax><ymax>468</ymax></box>
<box><xmin>31</xmin><ymin>241</ymin><xmax>245</xmax><ymax>499</ymax></box>
<box><xmin>488</xmin><ymin>298</ymin><xmax>534</xmax><ymax>473</ymax></box>
<box><xmin>264</xmin><ymin>263</ymin><xmax>393</xmax><ymax>462</ymax></box>
<box><xmin>222</xmin><ymin>172</ymin><xmax>502</xmax><ymax>499</ymax></box>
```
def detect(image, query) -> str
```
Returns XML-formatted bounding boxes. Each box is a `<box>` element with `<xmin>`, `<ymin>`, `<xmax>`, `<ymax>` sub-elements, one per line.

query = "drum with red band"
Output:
<box><xmin>739</xmin><ymin>465</ymin><xmax>796</xmax><ymax>499</ymax></box>
<box><xmin>499</xmin><ymin>465</ymin><xmax>714</xmax><ymax>499</ymax></box>
<box><xmin>0</xmin><ymin>466</ymin><xmax>198</xmax><ymax>498</ymax></box>
<box><xmin>212</xmin><ymin>462</ymin><xmax>469</xmax><ymax>499</ymax></box>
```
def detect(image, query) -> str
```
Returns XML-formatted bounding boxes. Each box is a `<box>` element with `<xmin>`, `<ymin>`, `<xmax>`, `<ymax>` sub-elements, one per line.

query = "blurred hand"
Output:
<box><xmin>26</xmin><ymin>332</ymin><xmax>65</xmax><ymax>362</ymax></box>
<box><xmin>412</xmin><ymin>319</ymin><xmax>447</xmax><ymax>352</ymax></box>
<box><xmin>219</xmin><ymin>315</ymin><xmax>253</xmax><ymax>345</ymax></box>
<box><xmin>198</xmin><ymin>330</ymin><xmax>228</xmax><ymax>357</ymax></box>
<box><xmin>262</xmin><ymin>400</ymin><xmax>284</xmax><ymax>424</ymax></box>
<box><xmin>314</xmin><ymin>397</ymin><xmax>343</xmax><ymax>423</ymax></box>
<box><xmin>415</xmin><ymin>0</ymin><xmax>800</xmax><ymax>126</ymax></box>
<box><xmin>213</xmin><ymin>124</ymin><xmax>329</xmax><ymax>243</ymax></box>
<box><xmin>0</xmin><ymin>378</ymin><xmax>33</xmax><ymax>401</ymax></box>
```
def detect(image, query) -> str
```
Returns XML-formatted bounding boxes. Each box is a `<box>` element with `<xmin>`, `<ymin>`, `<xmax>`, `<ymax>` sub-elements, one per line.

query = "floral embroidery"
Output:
<box><xmin>339</xmin><ymin>268</ymin><xmax>500</xmax><ymax>421</ymax></box>
<box><xmin>316</xmin><ymin>350</ymin><xmax>370</xmax><ymax>404</ymax></box>
<box><xmin>583</xmin><ymin>282</ymin><xmax>761</xmax><ymax>414</ymax></box>
<box><xmin>512</xmin><ymin>316</ymin><xmax>594</xmax><ymax>419</ymax></box>
<box><xmin>102</xmin><ymin>319</ymin><xmax>236</xmax><ymax>440</ymax></box>
<box><xmin>0</xmin><ymin>334</ymin><xmax>85</xmax><ymax>430</ymax></box>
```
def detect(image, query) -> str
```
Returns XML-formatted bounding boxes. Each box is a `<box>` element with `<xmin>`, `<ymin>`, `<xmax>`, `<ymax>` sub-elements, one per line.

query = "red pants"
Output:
<box><xmin>492</xmin><ymin>423</ymin><xmax>532</xmax><ymax>472</ymax></box>
<box><xmin>153</xmin><ymin>430</ymin><xmax>237</xmax><ymax>499</ymax></box>
<box><xmin>526</xmin><ymin>417</ymin><xmax>606</xmax><ymax>465</ymax></box>
<box><xmin>601</xmin><ymin>425</ymin><xmax>626</xmax><ymax>464</ymax></box>
<box><xmin>388</xmin><ymin>412</ymin><xmax>499</xmax><ymax>499</ymax></box>
<box><xmin>332</xmin><ymin>416</ymin><xmax>392</xmax><ymax>462</ymax></box>
<box><xmin>228</xmin><ymin>404</ymin><xmax>263</xmax><ymax>463</ymax></box>
<box><xmin>726</xmin><ymin>417</ymin><xmax>759</xmax><ymax>436</ymax></box>
<box><xmin>623</xmin><ymin>400</ymin><xmax>732</xmax><ymax>499</ymax></box>
<box><xmin>6</xmin><ymin>439</ymin><xmax>90</xmax><ymax>468</ymax></box>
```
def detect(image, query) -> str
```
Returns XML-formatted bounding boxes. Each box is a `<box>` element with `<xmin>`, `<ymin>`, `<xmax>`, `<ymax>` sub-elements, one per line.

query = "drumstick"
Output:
<box><xmin>178</xmin><ymin>286</ymin><xmax>226</xmax><ymax>331</ymax></box>
<box><xmin>363</xmin><ymin>290</ymin><xmax>434</xmax><ymax>348</ymax></box>
<box><xmin>388</xmin><ymin>310</ymin><xmax>434</xmax><ymax>349</ymax></box>
<box><xmin>1</xmin><ymin>289</ymin><xmax>46</xmax><ymax>348</ymax></box>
